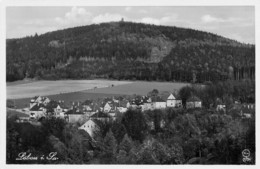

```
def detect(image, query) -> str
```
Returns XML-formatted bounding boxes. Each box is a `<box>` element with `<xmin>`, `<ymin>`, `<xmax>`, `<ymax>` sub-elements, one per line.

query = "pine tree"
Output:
<box><xmin>119</xmin><ymin>134</ymin><xmax>133</xmax><ymax>153</ymax></box>
<box><xmin>103</xmin><ymin>129</ymin><xmax>117</xmax><ymax>158</ymax></box>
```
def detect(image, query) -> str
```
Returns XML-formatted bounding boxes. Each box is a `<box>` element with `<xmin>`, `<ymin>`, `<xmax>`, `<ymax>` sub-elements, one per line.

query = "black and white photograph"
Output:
<box><xmin>2</xmin><ymin>0</ymin><xmax>258</xmax><ymax>167</ymax></box>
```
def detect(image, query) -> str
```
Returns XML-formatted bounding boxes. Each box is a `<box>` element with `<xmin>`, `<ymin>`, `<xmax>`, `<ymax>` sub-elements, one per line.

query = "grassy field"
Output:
<box><xmin>82</xmin><ymin>81</ymin><xmax>189</xmax><ymax>96</ymax></box>
<box><xmin>7</xmin><ymin>80</ymin><xmax>189</xmax><ymax>109</ymax></box>
<box><xmin>7</xmin><ymin>79</ymin><xmax>132</xmax><ymax>99</ymax></box>
<box><xmin>7</xmin><ymin>109</ymin><xmax>29</xmax><ymax>118</ymax></box>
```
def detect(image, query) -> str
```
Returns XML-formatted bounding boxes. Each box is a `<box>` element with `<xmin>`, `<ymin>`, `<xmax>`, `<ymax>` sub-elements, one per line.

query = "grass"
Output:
<box><xmin>7</xmin><ymin>79</ymin><xmax>132</xmax><ymax>99</ymax></box>
<box><xmin>7</xmin><ymin>109</ymin><xmax>29</xmax><ymax>118</ymax></box>
<box><xmin>82</xmin><ymin>81</ymin><xmax>189</xmax><ymax>96</ymax></box>
<box><xmin>7</xmin><ymin>80</ymin><xmax>189</xmax><ymax>109</ymax></box>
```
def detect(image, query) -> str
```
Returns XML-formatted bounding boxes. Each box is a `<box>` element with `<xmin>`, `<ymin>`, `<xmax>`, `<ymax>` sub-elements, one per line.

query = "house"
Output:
<box><xmin>216</xmin><ymin>101</ymin><xmax>226</xmax><ymax>112</ymax></box>
<box><xmin>166</xmin><ymin>94</ymin><xmax>176</xmax><ymax>107</ymax></box>
<box><xmin>142</xmin><ymin>102</ymin><xmax>154</xmax><ymax>111</ymax></box>
<box><xmin>82</xmin><ymin>99</ymin><xmax>94</xmax><ymax>112</ymax></box>
<box><xmin>90</xmin><ymin>111</ymin><xmax>111</xmax><ymax>122</ymax></box>
<box><xmin>186</xmin><ymin>96</ymin><xmax>202</xmax><ymax>109</ymax></box>
<box><xmin>53</xmin><ymin>105</ymin><xmax>66</xmax><ymax>118</ymax></box>
<box><xmin>42</xmin><ymin>97</ymin><xmax>51</xmax><ymax>105</ymax></box>
<box><xmin>108</xmin><ymin>109</ymin><xmax>120</xmax><ymax>121</ymax></box>
<box><xmin>215</xmin><ymin>98</ymin><xmax>226</xmax><ymax>112</ymax></box>
<box><xmin>103</xmin><ymin>102</ymin><xmax>112</xmax><ymax>113</ymax></box>
<box><xmin>147</xmin><ymin>119</ymin><xmax>165</xmax><ymax>130</ymax></box>
<box><xmin>126</xmin><ymin>101</ymin><xmax>131</xmax><ymax>108</ymax></box>
<box><xmin>128</xmin><ymin>100</ymin><xmax>138</xmax><ymax>109</ymax></box>
<box><xmin>117</xmin><ymin>100</ymin><xmax>129</xmax><ymax>113</ymax></box>
<box><xmin>103</xmin><ymin>100</ymin><xmax>119</xmax><ymax>113</ymax></box>
<box><xmin>117</xmin><ymin>107</ymin><xmax>128</xmax><ymax>113</ymax></box>
<box><xmin>30</xmin><ymin>96</ymin><xmax>50</xmax><ymax>108</ymax></box>
<box><xmin>78</xmin><ymin>119</ymin><xmax>101</xmax><ymax>137</ymax></box>
<box><xmin>216</xmin><ymin>104</ymin><xmax>226</xmax><ymax>112</ymax></box>
<box><xmin>15</xmin><ymin>113</ymin><xmax>30</xmax><ymax>123</ymax></box>
<box><xmin>240</xmin><ymin>103</ymin><xmax>255</xmax><ymax>118</ymax></box>
<box><xmin>65</xmin><ymin>109</ymin><xmax>84</xmax><ymax>123</ymax></box>
<box><xmin>29</xmin><ymin>103</ymin><xmax>46</xmax><ymax>120</ymax></box>
<box><xmin>166</xmin><ymin>94</ymin><xmax>182</xmax><ymax>108</ymax></box>
<box><xmin>16</xmin><ymin>116</ymin><xmax>30</xmax><ymax>123</ymax></box>
<box><xmin>152</xmin><ymin>97</ymin><xmax>166</xmax><ymax>109</ymax></box>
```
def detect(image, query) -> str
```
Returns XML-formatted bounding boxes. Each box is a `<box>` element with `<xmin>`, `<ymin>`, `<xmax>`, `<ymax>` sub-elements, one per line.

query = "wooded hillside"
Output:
<box><xmin>6</xmin><ymin>21</ymin><xmax>255</xmax><ymax>82</ymax></box>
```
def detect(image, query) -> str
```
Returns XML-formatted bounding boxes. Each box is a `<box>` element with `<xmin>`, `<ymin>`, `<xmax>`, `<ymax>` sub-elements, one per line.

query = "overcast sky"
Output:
<box><xmin>6</xmin><ymin>6</ymin><xmax>255</xmax><ymax>44</ymax></box>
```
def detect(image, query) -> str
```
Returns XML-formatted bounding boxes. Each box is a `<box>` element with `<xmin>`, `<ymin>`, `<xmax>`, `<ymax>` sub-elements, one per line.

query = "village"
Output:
<box><xmin>13</xmin><ymin>87</ymin><xmax>255</xmax><ymax>138</ymax></box>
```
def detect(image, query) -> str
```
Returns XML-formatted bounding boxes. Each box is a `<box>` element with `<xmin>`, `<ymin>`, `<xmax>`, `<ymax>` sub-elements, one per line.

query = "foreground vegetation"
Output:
<box><xmin>7</xmin><ymin>108</ymin><xmax>255</xmax><ymax>164</ymax></box>
<box><xmin>7</xmin><ymin>80</ymin><xmax>255</xmax><ymax>164</ymax></box>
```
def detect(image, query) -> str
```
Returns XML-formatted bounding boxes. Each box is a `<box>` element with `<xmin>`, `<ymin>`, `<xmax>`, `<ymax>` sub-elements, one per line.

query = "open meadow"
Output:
<box><xmin>7</xmin><ymin>80</ymin><xmax>189</xmax><ymax>109</ymax></box>
<box><xmin>6</xmin><ymin>79</ymin><xmax>132</xmax><ymax>99</ymax></box>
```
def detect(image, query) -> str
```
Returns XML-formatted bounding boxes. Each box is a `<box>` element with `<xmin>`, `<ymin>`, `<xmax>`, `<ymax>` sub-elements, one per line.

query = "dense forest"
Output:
<box><xmin>6</xmin><ymin>21</ymin><xmax>255</xmax><ymax>82</ymax></box>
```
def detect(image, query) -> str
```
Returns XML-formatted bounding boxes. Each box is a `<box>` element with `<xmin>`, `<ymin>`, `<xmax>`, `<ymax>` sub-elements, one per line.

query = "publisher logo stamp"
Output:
<box><xmin>242</xmin><ymin>149</ymin><xmax>251</xmax><ymax>163</ymax></box>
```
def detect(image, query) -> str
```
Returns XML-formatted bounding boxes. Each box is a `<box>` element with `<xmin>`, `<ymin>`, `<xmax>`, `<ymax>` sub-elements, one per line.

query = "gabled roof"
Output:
<box><xmin>186</xmin><ymin>96</ymin><xmax>201</xmax><ymax>102</ymax></box>
<box><xmin>30</xmin><ymin>103</ymin><xmax>45</xmax><ymax>111</ymax></box>
<box><xmin>167</xmin><ymin>94</ymin><xmax>176</xmax><ymax>100</ymax></box>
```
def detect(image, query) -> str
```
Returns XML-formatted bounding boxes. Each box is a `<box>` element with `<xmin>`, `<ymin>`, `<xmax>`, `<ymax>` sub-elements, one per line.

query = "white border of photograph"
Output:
<box><xmin>0</xmin><ymin>0</ymin><xmax>259</xmax><ymax>169</ymax></box>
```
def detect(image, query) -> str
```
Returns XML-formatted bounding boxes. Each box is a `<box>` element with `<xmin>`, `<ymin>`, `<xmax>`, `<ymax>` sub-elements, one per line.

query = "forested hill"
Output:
<box><xmin>6</xmin><ymin>21</ymin><xmax>255</xmax><ymax>82</ymax></box>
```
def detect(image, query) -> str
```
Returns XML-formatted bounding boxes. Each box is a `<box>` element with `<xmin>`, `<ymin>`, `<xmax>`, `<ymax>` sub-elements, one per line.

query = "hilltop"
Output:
<box><xmin>6</xmin><ymin>21</ymin><xmax>255</xmax><ymax>82</ymax></box>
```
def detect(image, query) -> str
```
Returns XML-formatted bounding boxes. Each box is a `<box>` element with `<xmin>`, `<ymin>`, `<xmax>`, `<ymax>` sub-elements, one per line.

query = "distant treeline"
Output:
<box><xmin>6</xmin><ymin>21</ymin><xmax>255</xmax><ymax>82</ymax></box>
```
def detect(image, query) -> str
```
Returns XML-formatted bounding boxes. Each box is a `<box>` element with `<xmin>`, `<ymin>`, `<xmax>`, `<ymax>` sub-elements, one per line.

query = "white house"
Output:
<box><xmin>43</xmin><ymin>97</ymin><xmax>51</xmax><ymax>105</ymax></box>
<box><xmin>30</xmin><ymin>96</ymin><xmax>50</xmax><ymax>108</ymax></box>
<box><xmin>117</xmin><ymin>107</ymin><xmax>128</xmax><ymax>113</ymax></box>
<box><xmin>78</xmin><ymin>119</ymin><xmax>100</xmax><ymax>137</ymax></box>
<box><xmin>142</xmin><ymin>102</ymin><xmax>154</xmax><ymax>111</ymax></box>
<box><xmin>216</xmin><ymin>104</ymin><xmax>226</xmax><ymax>112</ymax></box>
<box><xmin>186</xmin><ymin>96</ymin><xmax>202</xmax><ymax>109</ymax></box>
<box><xmin>103</xmin><ymin>103</ymin><xmax>112</xmax><ymax>113</ymax></box>
<box><xmin>54</xmin><ymin>105</ymin><xmax>65</xmax><ymax>118</ymax></box>
<box><xmin>29</xmin><ymin>104</ymin><xmax>46</xmax><ymax>120</ymax></box>
<box><xmin>155</xmin><ymin>102</ymin><xmax>166</xmax><ymax>109</ymax></box>
<box><xmin>65</xmin><ymin>109</ymin><xmax>84</xmax><ymax>123</ymax></box>
<box><xmin>166</xmin><ymin>94</ymin><xmax>176</xmax><ymax>107</ymax></box>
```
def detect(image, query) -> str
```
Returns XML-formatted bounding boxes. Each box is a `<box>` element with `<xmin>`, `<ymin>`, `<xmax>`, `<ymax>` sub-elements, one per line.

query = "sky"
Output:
<box><xmin>6</xmin><ymin>6</ymin><xmax>255</xmax><ymax>44</ymax></box>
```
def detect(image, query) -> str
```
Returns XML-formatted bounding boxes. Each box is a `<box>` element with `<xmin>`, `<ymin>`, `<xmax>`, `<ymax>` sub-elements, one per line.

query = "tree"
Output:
<box><xmin>178</xmin><ymin>86</ymin><xmax>194</xmax><ymax>107</ymax></box>
<box><xmin>111</xmin><ymin>122</ymin><xmax>127</xmax><ymax>144</ymax></box>
<box><xmin>121</xmin><ymin>109</ymin><xmax>148</xmax><ymax>142</ymax></box>
<box><xmin>148</xmin><ymin>89</ymin><xmax>159</xmax><ymax>97</ymax></box>
<box><xmin>119</xmin><ymin>134</ymin><xmax>133</xmax><ymax>153</ymax></box>
<box><xmin>101</xmin><ymin>129</ymin><xmax>118</xmax><ymax>163</ymax></box>
<box><xmin>41</xmin><ymin>117</ymin><xmax>66</xmax><ymax>141</ymax></box>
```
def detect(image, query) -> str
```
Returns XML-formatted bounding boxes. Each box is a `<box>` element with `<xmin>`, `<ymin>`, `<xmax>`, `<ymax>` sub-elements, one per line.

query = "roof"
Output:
<box><xmin>91</xmin><ymin>112</ymin><xmax>110</xmax><ymax>118</ymax></box>
<box><xmin>83</xmin><ymin>99</ymin><xmax>93</xmax><ymax>106</ymax></box>
<box><xmin>65</xmin><ymin>109</ymin><xmax>84</xmax><ymax>115</ymax></box>
<box><xmin>151</xmin><ymin>96</ymin><xmax>165</xmax><ymax>102</ymax></box>
<box><xmin>30</xmin><ymin>103</ymin><xmax>45</xmax><ymax>111</ymax></box>
<box><xmin>186</xmin><ymin>96</ymin><xmax>201</xmax><ymax>102</ymax></box>
<box><xmin>88</xmin><ymin>119</ymin><xmax>103</xmax><ymax>127</ymax></box>
<box><xmin>167</xmin><ymin>94</ymin><xmax>176</xmax><ymax>100</ymax></box>
<box><xmin>119</xmin><ymin>100</ymin><xmax>128</xmax><ymax>107</ymax></box>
